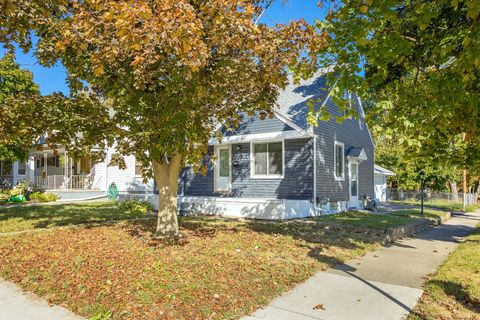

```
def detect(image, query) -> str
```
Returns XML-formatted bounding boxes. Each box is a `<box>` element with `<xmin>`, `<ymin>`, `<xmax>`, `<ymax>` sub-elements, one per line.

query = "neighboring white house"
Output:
<box><xmin>374</xmin><ymin>164</ymin><xmax>396</xmax><ymax>202</ymax></box>
<box><xmin>0</xmin><ymin>145</ymin><xmax>156</xmax><ymax>204</ymax></box>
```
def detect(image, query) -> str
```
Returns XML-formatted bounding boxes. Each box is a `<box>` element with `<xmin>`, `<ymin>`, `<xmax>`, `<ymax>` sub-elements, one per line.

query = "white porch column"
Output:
<box><xmin>12</xmin><ymin>161</ymin><xmax>19</xmax><ymax>185</ymax></box>
<box><xmin>43</xmin><ymin>152</ymin><xmax>48</xmax><ymax>188</ymax></box>
<box><xmin>27</xmin><ymin>156</ymin><xmax>35</xmax><ymax>184</ymax></box>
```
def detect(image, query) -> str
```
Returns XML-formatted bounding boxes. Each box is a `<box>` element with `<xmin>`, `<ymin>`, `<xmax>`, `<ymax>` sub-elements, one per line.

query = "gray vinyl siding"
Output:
<box><xmin>222</xmin><ymin>113</ymin><xmax>294</xmax><ymax>136</ymax></box>
<box><xmin>314</xmin><ymin>96</ymin><xmax>374</xmax><ymax>202</ymax></box>
<box><xmin>179</xmin><ymin>139</ymin><xmax>313</xmax><ymax>199</ymax></box>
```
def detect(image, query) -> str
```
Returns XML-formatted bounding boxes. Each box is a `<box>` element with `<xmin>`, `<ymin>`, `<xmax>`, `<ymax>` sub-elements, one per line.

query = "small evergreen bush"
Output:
<box><xmin>117</xmin><ymin>199</ymin><xmax>153</xmax><ymax>213</ymax></box>
<box><xmin>29</xmin><ymin>192</ymin><xmax>59</xmax><ymax>202</ymax></box>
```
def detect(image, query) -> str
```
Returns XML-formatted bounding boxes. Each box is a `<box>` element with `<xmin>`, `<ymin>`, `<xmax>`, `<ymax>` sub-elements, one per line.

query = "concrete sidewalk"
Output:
<box><xmin>244</xmin><ymin>211</ymin><xmax>480</xmax><ymax>320</ymax></box>
<box><xmin>0</xmin><ymin>279</ymin><xmax>83</xmax><ymax>320</ymax></box>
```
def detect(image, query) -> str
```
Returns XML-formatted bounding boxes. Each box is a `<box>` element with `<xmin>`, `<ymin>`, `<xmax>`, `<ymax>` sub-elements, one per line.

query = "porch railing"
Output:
<box><xmin>34</xmin><ymin>175</ymin><xmax>100</xmax><ymax>190</ymax></box>
<box><xmin>0</xmin><ymin>175</ymin><xmax>13</xmax><ymax>190</ymax></box>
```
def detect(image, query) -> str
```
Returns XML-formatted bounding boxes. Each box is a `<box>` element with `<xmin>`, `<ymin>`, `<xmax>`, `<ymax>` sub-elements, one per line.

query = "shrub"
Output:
<box><xmin>29</xmin><ymin>192</ymin><xmax>59</xmax><ymax>203</ymax></box>
<box><xmin>9</xmin><ymin>180</ymin><xmax>29</xmax><ymax>196</ymax></box>
<box><xmin>30</xmin><ymin>184</ymin><xmax>45</xmax><ymax>193</ymax></box>
<box><xmin>465</xmin><ymin>204</ymin><xmax>480</xmax><ymax>212</ymax></box>
<box><xmin>117</xmin><ymin>199</ymin><xmax>153</xmax><ymax>213</ymax></box>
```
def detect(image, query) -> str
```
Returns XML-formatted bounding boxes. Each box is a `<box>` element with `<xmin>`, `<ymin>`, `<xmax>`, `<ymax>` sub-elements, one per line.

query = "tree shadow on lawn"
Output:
<box><xmin>0</xmin><ymin>202</ymin><xmax>147</xmax><ymax>231</ymax></box>
<box><xmin>244</xmin><ymin>220</ymin><xmax>383</xmax><ymax>265</ymax></box>
<box><xmin>426</xmin><ymin>279</ymin><xmax>480</xmax><ymax>314</ymax></box>
<box><xmin>122</xmin><ymin>216</ymin><xmax>243</xmax><ymax>245</ymax></box>
<box><xmin>123</xmin><ymin>216</ymin><xmax>382</xmax><ymax>268</ymax></box>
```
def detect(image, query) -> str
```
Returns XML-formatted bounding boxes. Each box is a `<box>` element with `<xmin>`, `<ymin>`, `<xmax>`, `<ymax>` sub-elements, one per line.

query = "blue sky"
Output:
<box><xmin>1</xmin><ymin>1</ymin><xmax>324</xmax><ymax>96</ymax></box>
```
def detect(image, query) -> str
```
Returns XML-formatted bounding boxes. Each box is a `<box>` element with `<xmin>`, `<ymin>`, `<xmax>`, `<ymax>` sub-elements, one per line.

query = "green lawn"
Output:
<box><xmin>312</xmin><ymin>210</ymin><xmax>429</xmax><ymax>229</ymax></box>
<box><xmin>390</xmin><ymin>199</ymin><xmax>480</xmax><ymax>212</ymax></box>
<box><xmin>409</xmin><ymin>225</ymin><xmax>480</xmax><ymax>320</ymax></box>
<box><xmin>0</xmin><ymin>202</ymin><xmax>149</xmax><ymax>233</ymax></box>
<box><xmin>390</xmin><ymin>208</ymin><xmax>449</xmax><ymax>222</ymax></box>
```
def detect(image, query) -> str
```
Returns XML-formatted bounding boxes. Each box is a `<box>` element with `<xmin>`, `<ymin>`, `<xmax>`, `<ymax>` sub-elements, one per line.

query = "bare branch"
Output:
<box><xmin>254</xmin><ymin>0</ymin><xmax>274</xmax><ymax>25</ymax></box>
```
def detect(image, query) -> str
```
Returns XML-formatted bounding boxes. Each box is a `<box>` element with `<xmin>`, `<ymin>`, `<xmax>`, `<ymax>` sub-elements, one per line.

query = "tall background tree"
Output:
<box><xmin>0</xmin><ymin>54</ymin><xmax>40</xmax><ymax>161</ymax></box>
<box><xmin>0</xmin><ymin>0</ymin><xmax>324</xmax><ymax>238</ymax></box>
<box><xmin>374</xmin><ymin>134</ymin><xmax>461</xmax><ymax>192</ymax></box>
<box><xmin>307</xmin><ymin>0</ymin><xmax>480</xmax><ymax>193</ymax></box>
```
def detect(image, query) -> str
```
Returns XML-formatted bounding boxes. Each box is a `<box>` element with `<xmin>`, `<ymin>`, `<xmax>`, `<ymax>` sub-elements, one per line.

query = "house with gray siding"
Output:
<box><xmin>2</xmin><ymin>72</ymin><xmax>374</xmax><ymax>218</ymax></box>
<box><xmin>177</xmin><ymin>73</ymin><xmax>375</xmax><ymax>218</ymax></box>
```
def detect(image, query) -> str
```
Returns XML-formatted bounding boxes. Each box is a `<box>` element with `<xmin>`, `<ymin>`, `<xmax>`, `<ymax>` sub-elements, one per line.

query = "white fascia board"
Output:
<box><xmin>374</xmin><ymin>164</ymin><xmax>396</xmax><ymax>176</ymax></box>
<box><xmin>209</xmin><ymin>130</ymin><xmax>311</xmax><ymax>145</ymax></box>
<box><xmin>357</xmin><ymin>95</ymin><xmax>375</xmax><ymax>147</ymax></box>
<box><xmin>347</xmin><ymin>148</ymin><xmax>368</xmax><ymax>162</ymax></box>
<box><xmin>272</xmin><ymin>107</ymin><xmax>310</xmax><ymax>135</ymax></box>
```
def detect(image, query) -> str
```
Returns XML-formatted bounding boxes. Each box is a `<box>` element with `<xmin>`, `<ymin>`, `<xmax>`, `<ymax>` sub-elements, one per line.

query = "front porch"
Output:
<box><xmin>30</xmin><ymin>149</ymin><xmax>102</xmax><ymax>191</ymax></box>
<box><xmin>33</xmin><ymin>174</ymin><xmax>98</xmax><ymax>190</ymax></box>
<box><xmin>0</xmin><ymin>160</ymin><xmax>14</xmax><ymax>189</ymax></box>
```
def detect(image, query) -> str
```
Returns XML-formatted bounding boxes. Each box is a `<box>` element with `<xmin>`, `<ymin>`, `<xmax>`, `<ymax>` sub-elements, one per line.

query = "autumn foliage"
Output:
<box><xmin>0</xmin><ymin>0</ymin><xmax>326</xmax><ymax>236</ymax></box>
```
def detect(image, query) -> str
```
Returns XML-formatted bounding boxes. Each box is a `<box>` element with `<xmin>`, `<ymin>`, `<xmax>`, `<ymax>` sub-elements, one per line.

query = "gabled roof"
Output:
<box><xmin>346</xmin><ymin>147</ymin><xmax>364</xmax><ymax>158</ymax></box>
<box><xmin>346</xmin><ymin>146</ymin><xmax>368</xmax><ymax>162</ymax></box>
<box><xmin>275</xmin><ymin>69</ymin><xmax>332</xmax><ymax>129</ymax></box>
<box><xmin>374</xmin><ymin>164</ymin><xmax>396</xmax><ymax>176</ymax></box>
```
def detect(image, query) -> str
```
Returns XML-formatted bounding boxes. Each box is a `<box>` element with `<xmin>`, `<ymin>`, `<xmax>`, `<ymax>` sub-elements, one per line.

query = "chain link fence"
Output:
<box><xmin>387</xmin><ymin>188</ymin><xmax>478</xmax><ymax>207</ymax></box>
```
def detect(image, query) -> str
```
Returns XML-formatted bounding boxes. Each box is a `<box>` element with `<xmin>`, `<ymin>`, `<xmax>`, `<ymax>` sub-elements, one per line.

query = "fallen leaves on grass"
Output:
<box><xmin>0</xmin><ymin>217</ymin><xmax>382</xmax><ymax>320</ymax></box>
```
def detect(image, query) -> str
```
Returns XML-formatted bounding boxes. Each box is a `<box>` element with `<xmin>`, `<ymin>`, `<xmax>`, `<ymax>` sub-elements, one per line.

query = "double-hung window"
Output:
<box><xmin>18</xmin><ymin>162</ymin><xmax>27</xmax><ymax>175</ymax></box>
<box><xmin>252</xmin><ymin>142</ymin><xmax>283</xmax><ymax>178</ymax></box>
<box><xmin>334</xmin><ymin>141</ymin><xmax>344</xmax><ymax>180</ymax></box>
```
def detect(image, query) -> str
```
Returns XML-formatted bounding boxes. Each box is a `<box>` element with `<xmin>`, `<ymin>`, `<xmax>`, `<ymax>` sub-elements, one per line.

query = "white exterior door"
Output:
<box><xmin>374</xmin><ymin>174</ymin><xmax>387</xmax><ymax>202</ymax></box>
<box><xmin>215</xmin><ymin>146</ymin><xmax>231</xmax><ymax>192</ymax></box>
<box><xmin>349</xmin><ymin>162</ymin><xmax>359</xmax><ymax>208</ymax></box>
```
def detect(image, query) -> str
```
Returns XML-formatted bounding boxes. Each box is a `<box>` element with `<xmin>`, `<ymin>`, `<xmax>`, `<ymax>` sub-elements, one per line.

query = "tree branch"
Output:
<box><xmin>254</xmin><ymin>0</ymin><xmax>274</xmax><ymax>25</ymax></box>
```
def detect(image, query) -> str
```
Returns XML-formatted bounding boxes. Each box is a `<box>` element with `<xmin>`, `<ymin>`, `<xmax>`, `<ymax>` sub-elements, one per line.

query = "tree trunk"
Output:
<box><xmin>450</xmin><ymin>181</ymin><xmax>459</xmax><ymax>201</ymax></box>
<box><xmin>152</xmin><ymin>154</ymin><xmax>182</xmax><ymax>239</ymax></box>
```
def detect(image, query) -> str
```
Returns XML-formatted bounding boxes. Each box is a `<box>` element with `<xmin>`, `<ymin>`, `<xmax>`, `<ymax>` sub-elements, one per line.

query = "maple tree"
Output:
<box><xmin>0</xmin><ymin>0</ymin><xmax>324</xmax><ymax>238</ymax></box>
<box><xmin>311</xmin><ymin>0</ymin><xmax>480</xmax><ymax>173</ymax></box>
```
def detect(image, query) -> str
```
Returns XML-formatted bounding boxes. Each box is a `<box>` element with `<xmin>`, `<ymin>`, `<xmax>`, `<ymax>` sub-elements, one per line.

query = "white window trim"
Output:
<box><xmin>250</xmin><ymin>140</ymin><xmax>285</xmax><ymax>179</ymax></box>
<box><xmin>214</xmin><ymin>144</ymin><xmax>232</xmax><ymax>192</ymax></box>
<box><xmin>334</xmin><ymin>141</ymin><xmax>345</xmax><ymax>181</ymax></box>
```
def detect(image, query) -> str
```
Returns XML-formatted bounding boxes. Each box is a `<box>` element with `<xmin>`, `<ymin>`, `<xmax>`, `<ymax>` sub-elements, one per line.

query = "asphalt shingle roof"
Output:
<box><xmin>346</xmin><ymin>146</ymin><xmax>364</xmax><ymax>158</ymax></box>
<box><xmin>275</xmin><ymin>69</ymin><xmax>332</xmax><ymax>129</ymax></box>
